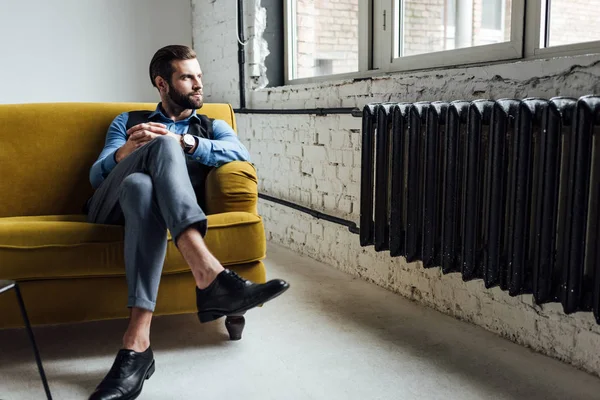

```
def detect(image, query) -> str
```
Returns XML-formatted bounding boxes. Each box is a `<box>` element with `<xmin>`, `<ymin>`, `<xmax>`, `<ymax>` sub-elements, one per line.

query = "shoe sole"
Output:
<box><xmin>197</xmin><ymin>283</ymin><xmax>290</xmax><ymax>323</ymax></box>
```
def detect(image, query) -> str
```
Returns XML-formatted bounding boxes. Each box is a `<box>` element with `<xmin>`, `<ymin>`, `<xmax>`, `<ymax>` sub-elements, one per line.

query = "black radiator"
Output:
<box><xmin>359</xmin><ymin>96</ymin><xmax>600</xmax><ymax>321</ymax></box>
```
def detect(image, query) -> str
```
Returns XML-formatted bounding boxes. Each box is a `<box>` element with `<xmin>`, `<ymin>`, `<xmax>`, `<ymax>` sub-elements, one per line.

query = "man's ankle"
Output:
<box><xmin>123</xmin><ymin>336</ymin><xmax>150</xmax><ymax>353</ymax></box>
<box><xmin>196</xmin><ymin>266</ymin><xmax>224</xmax><ymax>290</ymax></box>
<box><xmin>123</xmin><ymin>343</ymin><xmax>150</xmax><ymax>353</ymax></box>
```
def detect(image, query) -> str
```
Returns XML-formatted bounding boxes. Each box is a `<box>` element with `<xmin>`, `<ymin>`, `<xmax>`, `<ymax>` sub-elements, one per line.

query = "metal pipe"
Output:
<box><xmin>237</xmin><ymin>0</ymin><xmax>247</xmax><ymax>109</ymax></box>
<box><xmin>234</xmin><ymin>107</ymin><xmax>362</xmax><ymax>117</ymax></box>
<box><xmin>259</xmin><ymin>193</ymin><xmax>359</xmax><ymax>234</ymax></box>
<box><xmin>234</xmin><ymin>3</ymin><xmax>360</xmax><ymax>233</ymax></box>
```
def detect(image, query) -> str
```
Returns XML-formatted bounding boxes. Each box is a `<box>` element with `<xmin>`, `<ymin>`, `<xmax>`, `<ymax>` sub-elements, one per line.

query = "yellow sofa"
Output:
<box><xmin>0</xmin><ymin>102</ymin><xmax>266</xmax><ymax>336</ymax></box>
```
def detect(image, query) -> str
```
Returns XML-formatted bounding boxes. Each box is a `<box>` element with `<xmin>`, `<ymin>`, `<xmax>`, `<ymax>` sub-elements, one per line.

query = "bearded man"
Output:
<box><xmin>85</xmin><ymin>44</ymin><xmax>288</xmax><ymax>400</ymax></box>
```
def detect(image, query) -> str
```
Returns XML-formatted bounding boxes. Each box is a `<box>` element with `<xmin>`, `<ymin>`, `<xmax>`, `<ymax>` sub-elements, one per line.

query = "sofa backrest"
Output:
<box><xmin>0</xmin><ymin>102</ymin><xmax>237</xmax><ymax>218</ymax></box>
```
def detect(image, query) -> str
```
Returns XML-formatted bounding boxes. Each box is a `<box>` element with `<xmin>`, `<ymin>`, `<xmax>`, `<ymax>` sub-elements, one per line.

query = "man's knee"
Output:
<box><xmin>148</xmin><ymin>135</ymin><xmax>182</xmax><ymax>157</ymax></box>
<box><xmin>120</xmin><ymin>173</ymin><xmax>153</xmax><ymax>207</ymax></box>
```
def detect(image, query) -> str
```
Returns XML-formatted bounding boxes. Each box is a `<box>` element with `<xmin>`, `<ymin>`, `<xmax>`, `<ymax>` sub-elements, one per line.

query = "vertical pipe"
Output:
<box><xmin>237</xmin><ymin>0</ymin><xmax>247</xmax><ymax>109</ymax></box>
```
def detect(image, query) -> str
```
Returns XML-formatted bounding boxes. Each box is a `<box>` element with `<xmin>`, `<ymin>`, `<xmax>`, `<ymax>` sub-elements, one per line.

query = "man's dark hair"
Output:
<box><xmin>149</xmin><ymin>45</ymin><xmax>197</xmax><ymax>87</ymax></box>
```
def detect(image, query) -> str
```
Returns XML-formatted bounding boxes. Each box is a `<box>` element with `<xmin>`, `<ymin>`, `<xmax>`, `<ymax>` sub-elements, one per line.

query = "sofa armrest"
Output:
<box><xmin>205</xmin><ymin>161</ymin><xmax>258</xmax><ymax>215</ymax></box>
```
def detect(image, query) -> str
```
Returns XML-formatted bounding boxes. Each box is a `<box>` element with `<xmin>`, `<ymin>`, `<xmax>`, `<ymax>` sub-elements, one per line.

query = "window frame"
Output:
<box><xmin>283</xmin><ymin>0</ymin><xmax>600</xmax><ymax>86</ymax></box>
<box><xmin>524</xmin><ymin>0</ymin><xmax>600</xmax><ymax>59</ymax></box>
<box><xmin>384</xmin><ymin>0</ymin><xmax>524</xmax><ymax>73</ymax></box>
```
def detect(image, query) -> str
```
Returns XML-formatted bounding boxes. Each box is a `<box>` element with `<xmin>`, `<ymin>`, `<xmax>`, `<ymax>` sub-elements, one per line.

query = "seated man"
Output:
<box><xmin>85</xmin><ymin>44</ymin><xmax>289</xmax><ymax>400</ymax></box>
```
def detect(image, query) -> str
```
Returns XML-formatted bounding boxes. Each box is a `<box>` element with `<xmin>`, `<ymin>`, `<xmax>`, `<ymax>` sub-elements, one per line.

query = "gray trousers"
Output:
<box><xmin>86</xmin><ymin>136</ymin><xmax>208</xmax><ymax>311</ymax></box>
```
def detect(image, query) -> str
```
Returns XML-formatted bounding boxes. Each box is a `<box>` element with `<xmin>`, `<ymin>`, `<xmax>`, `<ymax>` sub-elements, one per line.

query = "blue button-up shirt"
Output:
<box><xmin>89</xmin><ymin>104</ymin><xmax>250</xmax><ymax>189</ymax></box>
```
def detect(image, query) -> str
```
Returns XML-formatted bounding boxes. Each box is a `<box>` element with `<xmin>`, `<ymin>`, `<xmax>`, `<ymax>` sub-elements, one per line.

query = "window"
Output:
<box><xmin>284</xmin><ymin>0</ymin><xmax>600</xmax><ymax>84</ymax></box>
<box><xmin>385</xmin><ymin>0</ymin><xmax>522</xmax><ymax>73</ymax></box>
<box><xmin>287</xmin><ymin>0</ymin><xmax>360</xmax><ymax>80</ymax></box>
<box><xmin>393</xmin><ymin>0</ymin><xmax>512</xmax><ymax>57</ymax></box>
<box><xmin>480</xmin><ymin>0</ymin><xmax>508</xmax><ymax>45</ymax></box>
<box><xmin>481</xmin><ymin>0</ymin><xmax>504</xmax><ymax>30</ymax></box>
<box><xmin>542</xmin><ymin>0</ymin><xmax>600</xmax><ymax>48</ymax></box>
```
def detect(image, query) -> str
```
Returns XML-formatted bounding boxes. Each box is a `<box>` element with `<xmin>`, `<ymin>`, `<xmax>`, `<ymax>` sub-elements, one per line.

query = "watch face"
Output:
<box><xmin>183</xmin><ymin>135</ymin><xmax>195</xmax><ymax>146</ymax></box>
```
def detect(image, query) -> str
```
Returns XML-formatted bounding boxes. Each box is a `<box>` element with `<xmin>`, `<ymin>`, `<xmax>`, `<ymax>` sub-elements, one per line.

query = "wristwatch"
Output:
<box><xmin>181</xmin><ymin>134</ymin><xmax>196</xmax><ymax>154</ymax></box>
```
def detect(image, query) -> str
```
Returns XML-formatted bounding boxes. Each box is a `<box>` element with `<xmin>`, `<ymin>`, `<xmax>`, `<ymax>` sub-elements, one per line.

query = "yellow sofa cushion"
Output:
<box><xmin>0</xmin><ymin>212</ymin><xmax>265</xmax><ymax>281</ymax></box>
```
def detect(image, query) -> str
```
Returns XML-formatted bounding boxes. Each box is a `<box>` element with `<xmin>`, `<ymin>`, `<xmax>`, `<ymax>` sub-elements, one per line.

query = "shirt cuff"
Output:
<box><xmin>189</xmin><ymin>136</ymin><xmax>212</xmax><ymax>164</ymax></box>
<box><xmin>101</xmin><ymin>149</ymin><xmax>118</xmax><ymax>176</ymax></box>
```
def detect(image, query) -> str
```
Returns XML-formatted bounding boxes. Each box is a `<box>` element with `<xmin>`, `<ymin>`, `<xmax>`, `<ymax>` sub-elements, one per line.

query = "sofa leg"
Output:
<box><xmin>225</xmin><ymin>315</ymin><xmax>245</xmax><ymax>341</ymax></box>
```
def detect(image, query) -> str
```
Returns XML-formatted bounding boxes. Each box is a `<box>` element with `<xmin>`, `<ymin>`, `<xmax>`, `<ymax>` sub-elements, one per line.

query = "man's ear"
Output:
<box><xmin>155</xmin><ymin>76</ymin><xmax>168</xmax><ymax>92</ymax></box>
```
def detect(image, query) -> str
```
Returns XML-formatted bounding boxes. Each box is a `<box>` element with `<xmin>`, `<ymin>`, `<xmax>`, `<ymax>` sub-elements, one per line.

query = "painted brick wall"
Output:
<box><xmin>192</xmin><ymin>0</ymin><xmax>600</xmax><ymax>377</ymax></box>
<box><xmin>192</xmin><ymin>0</ymin><xmax>238</xmax><ymax>105</ymax></box>
<box><xmin>192</xmin><ymin>0</ymin><xmax>268</xmax><ymax>106</ymax></box>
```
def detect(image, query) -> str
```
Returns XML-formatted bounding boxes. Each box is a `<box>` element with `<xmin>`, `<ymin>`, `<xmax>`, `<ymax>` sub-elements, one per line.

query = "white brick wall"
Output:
<box><xmin>191</xmin><ymin>0</ymin><xmax>268</xmax><ymax>106</ymax></box>
<box><xmin>192</xmin><ymin>0</ymin><xmax>600</xmax><ymax>378</ymax></box>
<box><xmin>191</xmin><ymin>0</ymin><xmax>239</xmax><ymax>105</ymax></box>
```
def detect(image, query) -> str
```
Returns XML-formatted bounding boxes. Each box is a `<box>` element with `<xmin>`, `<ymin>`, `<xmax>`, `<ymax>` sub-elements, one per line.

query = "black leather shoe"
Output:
<box><xmin>89</xmin><ymin>347</ymin><xmax>155</xmax><ymax>400</ymax></box>
<box><xmin>196</xmin><ymin>269</ymin><xmax>289</xmax><ymax>323</ymax></box>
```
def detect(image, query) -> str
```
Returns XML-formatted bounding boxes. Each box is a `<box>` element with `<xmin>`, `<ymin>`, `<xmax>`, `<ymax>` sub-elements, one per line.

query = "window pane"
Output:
<box><xmin>396</xmin><ymin>0</ymin><xmax>512</xmax><ymax>58</ymax></box>
<box><xmin>546</xmin><ymin>0</ymin><xmax>600</xmax><ymax>47</ymax></box>
<box><xmin>481</xmin><ymin>0</ymin><xmax>503</xmax><ymax>30</ymax></box>
<box><xmin>292</xmin><ymin>0</ymin><xmax>359</xmax><ymax>79</ymax></box>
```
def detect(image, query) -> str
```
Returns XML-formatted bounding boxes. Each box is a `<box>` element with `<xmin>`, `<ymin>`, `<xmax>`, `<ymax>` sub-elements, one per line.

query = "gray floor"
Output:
<box><xmin>2</xmin><ymin>243</ymin><xmax>600</xmax><ymax>400</ymax></box>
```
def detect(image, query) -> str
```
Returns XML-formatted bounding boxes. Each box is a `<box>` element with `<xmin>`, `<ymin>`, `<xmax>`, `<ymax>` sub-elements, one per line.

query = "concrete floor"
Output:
<box><xmin>1</xmin><ymin>243</ymin><xmax>600</xmax><ymax>399</ymax></box>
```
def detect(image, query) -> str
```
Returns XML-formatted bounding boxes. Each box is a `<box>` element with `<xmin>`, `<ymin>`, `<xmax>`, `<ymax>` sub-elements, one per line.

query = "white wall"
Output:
<box><xmin>191</xmin><ymin>0</ymin><xmax>600</xmax><ymax>377</ymax></box>
<box><xmin>0</xmin><ymin>0</ymin><xmax>193</xmax><ymax>104</ymax></box>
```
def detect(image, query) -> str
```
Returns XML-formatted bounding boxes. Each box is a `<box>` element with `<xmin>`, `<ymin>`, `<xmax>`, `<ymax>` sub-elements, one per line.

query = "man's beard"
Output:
<box><xmin>167</xmin><ymin>84</ymin><xmax>203</xmax><ymax>110</ymax></box>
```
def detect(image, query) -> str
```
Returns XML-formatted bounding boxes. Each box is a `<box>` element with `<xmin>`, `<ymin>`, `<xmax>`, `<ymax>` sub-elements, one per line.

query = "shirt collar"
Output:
<box><xmin>148</xmin><ymin>103</ymin><xmax>200</xmax><ymax>123</ymax></box>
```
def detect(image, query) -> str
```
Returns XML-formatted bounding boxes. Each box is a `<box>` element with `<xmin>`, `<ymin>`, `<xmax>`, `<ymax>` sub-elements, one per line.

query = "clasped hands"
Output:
<box><xmin>115</xmin><ymin>122</ymin><xmax>181</xmax><ymax>163</ymax></box>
